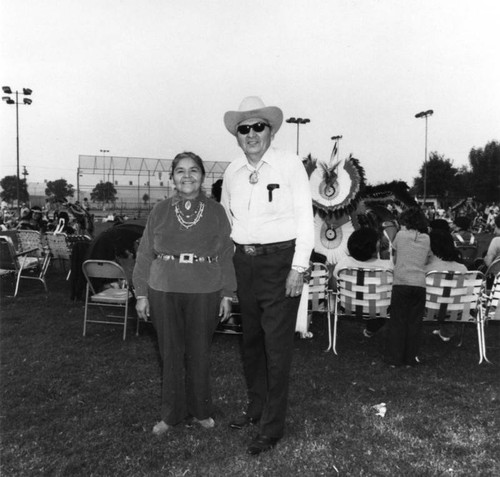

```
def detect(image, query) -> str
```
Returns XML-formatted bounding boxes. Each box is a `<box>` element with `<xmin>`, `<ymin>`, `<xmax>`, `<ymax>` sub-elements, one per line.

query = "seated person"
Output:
<box><xmin>334</xmin><ymin>227</ymin><xmax>393</xmax><ymax>337</ymax></box>
<box><xmin>429</xmin><ymin>218</ymin><xmax>451</xmax><ymax>233</ymax></box>
<box><xmin>425</xmin><ymin>229</ymin><xmax>467</xmax><ymax>341</ymax></box>
<box><xmin>452</xmin><ymin>216</ymin><xmax>476</xmax><ymax>246</ymax></box>
<box><xmin>484</xmin><ymin>215</ymin><xmax>500</xmax><ymax>268</ymax></box>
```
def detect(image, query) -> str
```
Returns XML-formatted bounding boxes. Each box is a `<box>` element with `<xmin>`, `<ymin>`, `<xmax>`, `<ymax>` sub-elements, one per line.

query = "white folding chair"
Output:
<box><xmin>82</xmin><ymin>260</ymin><xmax>136</xmax><ymax>340</ymax></box>
<box><xmin>303</xmin><ymin>262</ymin><xmax>334</xmax><ymax>348</ymax></box>
<box><xmin>479</xmin><ymin>272</ymin><xmax>500</xmax><ymax>364</ymax></box>
<box><xmin>332</xmin><ymin>268</ymin><xmax>393</xmax><ymax>355</ymax></box>
<box><xmin>424</xmin><ymin>270</ymin><xmax>485</xmax><ymax>363</ymax></box>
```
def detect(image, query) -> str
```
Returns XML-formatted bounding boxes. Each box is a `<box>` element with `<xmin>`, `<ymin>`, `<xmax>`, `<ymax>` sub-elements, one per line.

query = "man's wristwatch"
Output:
<box><xmin>291</xmin><ymin>265</ymin><xmax>307</xmax><ymax>274</ymax></box>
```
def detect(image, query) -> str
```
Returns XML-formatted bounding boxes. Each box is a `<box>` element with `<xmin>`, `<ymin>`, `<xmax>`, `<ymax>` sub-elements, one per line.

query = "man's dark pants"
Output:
<box><xmin>234</xmin><ymin>246</ymin><xmax>300</xmax><ymax>439</ymax></box>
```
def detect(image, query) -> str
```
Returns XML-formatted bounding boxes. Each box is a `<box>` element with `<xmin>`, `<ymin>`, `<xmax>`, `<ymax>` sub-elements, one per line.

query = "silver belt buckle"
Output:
<box><xmin>243</xmin><ymin>245</ymin><xmax>257</xmax><ymax>256</ymax></box>
<box><xmin>179</xmin><ymin>253</ymin><xmax>194</xmax><ymax>263</ymax></box>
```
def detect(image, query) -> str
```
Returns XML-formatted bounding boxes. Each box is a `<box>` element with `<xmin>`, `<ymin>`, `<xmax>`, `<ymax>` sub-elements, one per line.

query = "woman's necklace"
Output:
<box><xmin>175</xmin><ymin>200</ymin><xmax>205</xmax><ymax>229</ymax></box>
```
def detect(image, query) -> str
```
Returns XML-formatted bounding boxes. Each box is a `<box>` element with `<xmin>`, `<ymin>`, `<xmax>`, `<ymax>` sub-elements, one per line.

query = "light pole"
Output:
<box><xmin>415</xmin><ymin>109</ymin><xmax>434</xmax><ymax>206</ymax></box>
<box><xmin>2</xmin><ymin>86</ymin><xmax>33</xmax><ymax>216</ymax></box>
<box><xmin>286</xmin><ymin>117</ymin><xmax>310</xmax><ymax>156</ymax></box>
<box><xmin>100</xmin><ymin>149</ymin><xmax>109</xmax><ymax>207</ymax></box>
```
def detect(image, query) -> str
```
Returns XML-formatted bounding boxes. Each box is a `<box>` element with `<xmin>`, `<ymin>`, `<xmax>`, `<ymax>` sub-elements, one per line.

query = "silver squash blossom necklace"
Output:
<box><xmin>175</xmin><ymin>200</ymin><xmax>205</xmax><ymax>229</ymax></box>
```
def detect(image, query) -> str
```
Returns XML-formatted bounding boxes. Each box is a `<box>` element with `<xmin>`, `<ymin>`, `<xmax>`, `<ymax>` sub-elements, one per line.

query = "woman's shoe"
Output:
<box><xmin>152</xmin><ymin>420</ymin><xmax>170</xmax><ymax>436</ymax></box>
<box><xmin>192</xmin><ymin>417</ymin><xmax>215</xmax><ymax>429</ymax></box>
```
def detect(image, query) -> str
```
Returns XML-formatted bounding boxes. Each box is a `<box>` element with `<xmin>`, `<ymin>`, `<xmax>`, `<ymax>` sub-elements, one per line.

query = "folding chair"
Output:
<box><xmin>332</xmin><ymin>268</ymin><xmax>393</xmax><ymax>354</ymax></box>
<box><xmin>82</xmin><ymin>260</ymin><xmax>136</xmax><ymax>340</ymax></box>
<box><xmin>302</xmin><ymin>262</ymin><xmax>333</xmax><ymax>347</ymax></box>
<box><xmin>479</xmin><ymin>272</ymin><xmax>500</xmax><ymax>363</ymax></box>
<box><xmin>16</xmin><ymin>229</ymin><xmax>51</xmax><ymax>277</ymax></box>
<box><xmin>0</xmin><ymin>236</ymin><xmax>49</xmax><ymax>297</ymax></box>
<box><xmin>424</xmin><ymin>270</ymin><xmax>485</xmax><ymax>363</ymax></box>
<box><xmin>46</xmin><ymin>233</ymin><xmax>73</xmax><ymax>279</ymax></box>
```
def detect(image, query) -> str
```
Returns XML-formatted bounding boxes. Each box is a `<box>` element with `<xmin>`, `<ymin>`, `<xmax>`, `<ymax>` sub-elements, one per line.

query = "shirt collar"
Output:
<box><xmin>234</xmin><ymin>147</ymin><xmax>278</xmax><ymax>172</ymax></box>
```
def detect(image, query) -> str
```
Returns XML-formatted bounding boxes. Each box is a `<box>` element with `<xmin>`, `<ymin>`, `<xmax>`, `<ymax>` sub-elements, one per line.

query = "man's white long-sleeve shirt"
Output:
<box><xmin>221</xmin><ymin>147</ymin><xmax>314</xmax><ymax>268</ymax></box>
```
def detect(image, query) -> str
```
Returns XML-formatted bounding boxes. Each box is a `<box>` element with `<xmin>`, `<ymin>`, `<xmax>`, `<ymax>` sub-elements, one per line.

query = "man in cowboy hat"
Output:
<box><xmin>221</xmin><ymin>96</ymin><xmax>314</xmax><ymax>455</ymax></box>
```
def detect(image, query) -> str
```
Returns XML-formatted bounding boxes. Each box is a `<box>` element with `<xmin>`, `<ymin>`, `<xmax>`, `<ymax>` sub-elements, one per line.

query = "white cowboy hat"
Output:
<box><xmin>224</xmin><ymin>96</ymin><xmax>283</xmax><ymax>136</ymax></box>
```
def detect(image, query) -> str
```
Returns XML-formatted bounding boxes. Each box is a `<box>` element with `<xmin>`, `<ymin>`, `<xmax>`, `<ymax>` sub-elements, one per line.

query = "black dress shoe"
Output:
<box><xmin>247</xmin><ymin>434</ymin><xmax>280</xmax><ymax>455</ymax></box>
<box><xmin>229</xmin><ymin>414</ymin><xmax>259</xmax><ymax>430</ymax></box>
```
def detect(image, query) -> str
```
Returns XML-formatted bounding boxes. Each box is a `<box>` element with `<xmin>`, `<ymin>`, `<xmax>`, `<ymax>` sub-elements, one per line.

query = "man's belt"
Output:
<box><xmin>156</xmin><ymin>253</ymin><xmax>218</xmax><ymax>264</ymax></box>
<box><xmin>235</xmin><ymin>239</ymin><xmax>295</xmax><ymax>256</ymax></box>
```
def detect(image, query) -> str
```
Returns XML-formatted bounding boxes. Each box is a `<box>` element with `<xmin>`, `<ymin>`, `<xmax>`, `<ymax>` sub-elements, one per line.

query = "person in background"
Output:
<box><xmin>429</xmin><ymin>218</ymin><xmax>451</xmax><ymax>233</ymax></box>
<box><xmin>452</xmin><ymin>216</ymin><xmax>476</xmax><ymax>247</ymax></box>
<box><xmin>425</xmin><ymin>229</ymin><xmax>468</xmax><ymax>341</ymax></box>
<box><xmin>221</xmin><ymin>96</ymin><xmax>314</xmax><ymax>455</ymax></box>
<box><xmin>133</xmin><ymin>152</ymin><xmax>236</xmax><ymax>437</ymax></box>
<box><xmin>484</xmin><ymin>215</ymin><xmax>500</xmax><ymax>268</ymax></box>
<box><xmin>334</xmin><ymin>227</ymin><xmax>393</xmax><ymax>338</ymax></box>
<box><xmin>385</xmin><ymin>207</ymin><xmax>431</xmax><ymax>367</ymax></box>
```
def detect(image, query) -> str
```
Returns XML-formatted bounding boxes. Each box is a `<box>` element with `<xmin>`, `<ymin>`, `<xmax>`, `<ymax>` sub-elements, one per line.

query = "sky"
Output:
<box><xmin>1</xmin><ymin>0</ymin><xmax>499</xmax><ymax>189</ymax></box>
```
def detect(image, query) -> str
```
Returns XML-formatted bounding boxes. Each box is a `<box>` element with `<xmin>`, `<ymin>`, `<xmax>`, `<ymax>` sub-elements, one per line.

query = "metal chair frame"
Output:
<box><xmin>82</xmin><ymin>259</ymin><xmax>136</xmax><ymax>340</ymax></box>
<box><xmin>304</xmin><ymin>262</ymin><xmax>334</xmax><ymax>349</ymax></box>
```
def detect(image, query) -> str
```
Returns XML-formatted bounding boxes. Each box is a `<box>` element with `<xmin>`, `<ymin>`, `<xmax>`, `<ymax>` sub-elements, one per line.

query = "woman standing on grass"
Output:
<box><xmin>385</xmin><ymin>207</ymin><xmax>431</xmax><ymax>367</ymax></box>
<box><xmin>133</xmin><ymin>152</ymin><xmax>236</xmax><ymax>435</ymax></box>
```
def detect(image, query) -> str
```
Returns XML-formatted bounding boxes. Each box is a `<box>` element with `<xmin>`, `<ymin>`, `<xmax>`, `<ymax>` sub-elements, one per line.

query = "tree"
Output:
<box><xmin>0</xmin><ymin>175</ymin><xmax>29</xmax><ymax>203</ymax></box>
<box><xmin>413</xmin><ymin>152</ymin><xmax>462</xmax><ymax>202</ymax></box>
<box><xmin>142</xmin><ymin>193</ymin><xmax>150</xmax><ymax>206</ymax></box>
<box><xmin>90</xmin><ymin>182</ymin><xmax>117</xmax><ymax>204</ymax></box>
<box><xmin>468</xmin><ymin>140</ymin><xmax>500</xmax><ymax>203</ymax></box>
<box><xmin>45</xmin><ymin>179</ymin><xmax>75</xmax><ymax>202</ymax></box>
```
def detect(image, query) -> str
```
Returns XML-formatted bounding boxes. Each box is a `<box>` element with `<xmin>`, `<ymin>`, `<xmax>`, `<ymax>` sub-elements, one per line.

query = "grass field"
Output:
<box><xmin>1</xmin><ymin>268</ymin><xmax>500</xmax><ymax>476</ymax></box>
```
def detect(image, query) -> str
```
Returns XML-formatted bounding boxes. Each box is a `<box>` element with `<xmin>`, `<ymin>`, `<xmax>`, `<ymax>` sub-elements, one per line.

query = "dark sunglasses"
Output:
<box><xmin>236</xmin><ymin>122</ymin><xmax>270</xmax><ymax>135</ymax></box>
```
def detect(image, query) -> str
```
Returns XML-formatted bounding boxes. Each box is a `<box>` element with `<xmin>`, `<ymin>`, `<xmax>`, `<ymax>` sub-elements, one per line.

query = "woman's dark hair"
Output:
<box><xmin>454</xmin><ymin>216</ymin><xmax>471</xmax><ymax>230</ymax></box>
<box><xmin>429</xmin><ymin>219</ymin><xmax>450</xmax><ymax>232</ymax></box>
<box><xmin>399</xmin><ymin>207</ymin><xmax>428</xmax><ymax>233</ymax></box>
<box><xmin>495</xmin><ymin>215</ymin><xmax>500</xmax><ymax>228</ymax></box>
<box><xmin>429</xmin><ymin>229</ymin><xmax>460</xmax><ymax>262</ymax></box>
<box><xmin>347</xmin><ymin>227</ymin><xmax>379</xmax><ymax>261</ymax></box>
<box><xmin>171</xmin><ymin>152</ymin><xmax>206</xmax><ymax>178</ymax></box>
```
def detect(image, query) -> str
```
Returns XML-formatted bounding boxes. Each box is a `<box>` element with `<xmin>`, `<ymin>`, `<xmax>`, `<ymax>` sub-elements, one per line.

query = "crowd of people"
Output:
<box><xmin>0</xmin><ymin>200</ymin><xmax>93</xmax><ymax>236</ymax></box>
<box><xmin>1</xmin><ymin>95</ymin><xmax>498</xmax><ymax>457</ymax></box>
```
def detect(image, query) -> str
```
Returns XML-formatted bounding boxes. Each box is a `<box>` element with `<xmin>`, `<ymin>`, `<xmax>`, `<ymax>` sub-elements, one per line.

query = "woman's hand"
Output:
<box><xmin>219</xmin><ymin>296</ymin><xmax>232</xmax><ymax>321</ymax></box>
<box><xmin>136</xmin><ymin>297</ymin><xmax>150</xmax><ymax>321</ymax></box>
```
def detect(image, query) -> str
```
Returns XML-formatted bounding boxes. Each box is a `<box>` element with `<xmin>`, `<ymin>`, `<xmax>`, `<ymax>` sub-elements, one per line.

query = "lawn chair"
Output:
<box><xmin>332</xmin><ymin>268</ymin><xmax>393</xmax><ymax>355</ymax></box>
<box><xmin>479</xmin><ymin>272</ymin><xmax>500</xmax><ymax>364</ymax></box>
<box><xmin>82</xmin><ymin>260</ymin><xmax>136</xmax><ymax>340</ymax></box>
<box><xmin>0</xmin><ymin>236</ymin><xmax>49</xmax><ymax>297</ymax></box>
<box><xmin>424</xmin><ymin>270</ymin><xmax>485</xmax><ymax>363</ymax></box>
<box><xmin>17</xmin><ymin>229</ymin><xmax>51</xmax><ymax>276</ymax></box>
<box><xmin>301</xmin><ymin>262</ymin><xmax>333</xmax><ymax>347</ymax></box>
<box><xmin>46</xmin><ymin>233</ymin><xmax>73</xmax><ymax>280</ymax></box>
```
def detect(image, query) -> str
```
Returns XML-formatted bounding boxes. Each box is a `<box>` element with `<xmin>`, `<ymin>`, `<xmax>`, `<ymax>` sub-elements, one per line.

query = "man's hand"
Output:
<box><xmin>285</xmin><ymin>269</ymin><xmax>304</xmax><ymax>297</ymax></box>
